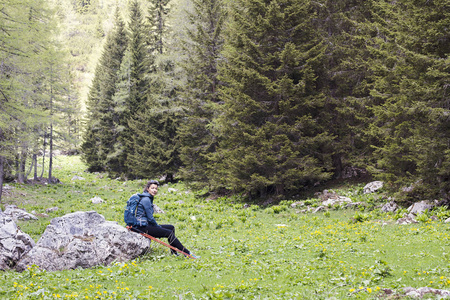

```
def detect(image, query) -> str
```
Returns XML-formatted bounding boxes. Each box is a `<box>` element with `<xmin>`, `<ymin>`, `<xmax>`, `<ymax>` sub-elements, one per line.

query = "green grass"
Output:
<box><xmin>1</xmin><ymin>156</ymin><xmax>449</xmax><ymax>299</ymax></box>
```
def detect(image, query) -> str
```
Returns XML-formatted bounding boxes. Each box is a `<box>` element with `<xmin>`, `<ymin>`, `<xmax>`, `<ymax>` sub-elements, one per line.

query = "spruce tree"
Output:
<box><xmin>127</xmin><ymin>0</ymin><xmax>181</xmax><ymax>181</ymax></box>
<box><xmin>81</xmin><ymin>8</ymin><xmax>127</xmax><ymax>173</ymax></box>
<box><xmin>176</xmin><ymin>0</ymin><xmax>227</xmax><ymax>188</ymax></box>
<box><xmin>212</xmin><ymin>0</ymin><xmax>334</xmax><ymax>197</ymax></box>
<box><xmin>366</xmin><ymin>0</ymin><xmax>450</xmax><ymax>200</ymax></box>
<box><xmin>120</xmin><ymin>0</ymin><xmax>151</xmax><ymax>178</ymax></box>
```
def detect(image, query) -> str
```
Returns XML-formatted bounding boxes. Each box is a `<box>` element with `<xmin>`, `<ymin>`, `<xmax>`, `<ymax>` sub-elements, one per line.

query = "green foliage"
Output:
<box><xmin>81</xmin><ymin>8</ymin><xmax>128</xmax><ymax>175</ymax></box>
<box><xmin>211</xmin><ymin>0</ymin><xmax>334</xmax><ymax>197</ymax></box>
<box><xmin>126</xmin><ymin>0</ymin><xmax>183</xmax><ymax>181</ymax></box>
<box><xmin>364</xmin><ymin>0</ymin><xmax>450</xmax><ymax>200</ymax></box>
<box><xmin>176</xmin><ymin>0</ymin><xmax>227</xmax><ymax>188</ymax></box>
<box><xmin>0</xmin><ymin>0</ymin><xmax>79</xmax><ymax>186</ymax></box>
<box><xmin>47</xmin><ymin>0</ymin><xmax>450</xmax><ymax>204</ymax></box>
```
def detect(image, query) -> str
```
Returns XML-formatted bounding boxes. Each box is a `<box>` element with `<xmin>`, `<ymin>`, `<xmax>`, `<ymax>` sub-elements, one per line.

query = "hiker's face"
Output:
<box><xmin>148</xmin><ymin>184</ymin><xmax>158</xmax><ymax>196</ymax></box>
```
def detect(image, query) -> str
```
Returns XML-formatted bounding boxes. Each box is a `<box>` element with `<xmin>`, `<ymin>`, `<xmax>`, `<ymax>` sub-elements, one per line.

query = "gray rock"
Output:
<box><xmin>0</xmin><ymin>214</ymin><xmax>35</xmax><ymax>270</ymax></box>
<box><xmin>90</xmin><ymin>196</ymin><xmax>104</xmax><ymax>204</ymax></box>
<box><xmin>397</xmin><ymin>214</ymin><xmax>418</xmax><ymax>225</ymax></box>
<box><xmin>71</xmin><ymin>175</ymin><xmax>85</xmax><ymax>181</ymax></box>
<box><xmin>408</xmin><ymin>200</ymin><xmax>435</xmax><ymax>215</ymax></box>
<box><xmin>15</xmin><ymin>211</ymin><xmax>149</xmax><ymax>272</ymax></box>
<box><xmin>3</xmin><ymin>205</ymin><xmax>38</xmax><ymax>221</ymax></box>
<box><xmin>312</xmin><ymin>206</ymin><xmax>325</xmax><ymax>213</ymax></box>
<box><xmin>46</xmin><ymin>207</ymin><xmax>59</xmax><ymax>213</ymax></box>
<box><xmin>322</xmin><ymin>196</ymin><xmax>352</xmax><ymax>207</ymax></box>
<box><xmin>153</xmin><ymin>204</ymin><xmax>165</xmax><ymax>214</ymax></box>
<box><xmin>291</xmin><ymin>201</ymin><xmax>304</xmax><ymax>208</ymax></box>
<box><xmin>403</xmin><ymin>287</ymin><xmax>450</xmax><ymax>298</ymax></box>
<box><xmin>345</xmin><ymin>202</ymin><xmax>364</xmax><ymax>209</ymax></box>
<box><xmin>381</xmin><ymin>201</ymin><xmax>398</xmax><ymax>213</ymax></box>
<box><xmin>363</xmin><ymin>181</ymin><xmax>384</xmax><ymax>194</ymax></box>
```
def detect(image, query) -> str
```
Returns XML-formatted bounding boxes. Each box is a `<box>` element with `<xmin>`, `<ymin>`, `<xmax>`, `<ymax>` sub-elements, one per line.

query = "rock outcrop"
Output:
<box><xmin>15</xmin><ymin>211</ymin><xmax>150</xmax><ymax>272</ymax></box>
<box><xmin>0</xmin><ymin>212</ymin><xmax>35</xmax><ymax>270</ymax></box>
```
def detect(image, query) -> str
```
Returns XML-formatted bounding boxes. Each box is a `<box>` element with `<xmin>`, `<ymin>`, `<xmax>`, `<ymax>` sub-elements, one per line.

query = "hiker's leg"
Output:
<box><xmin>146</xmin><ymin>225</ymin><xmax>190</xmax><ymax>255</ymax></box>
<box><xmin>159</xmin><ymin>224</ymin><xmax>177</xmax><ymax>254</ymax></box>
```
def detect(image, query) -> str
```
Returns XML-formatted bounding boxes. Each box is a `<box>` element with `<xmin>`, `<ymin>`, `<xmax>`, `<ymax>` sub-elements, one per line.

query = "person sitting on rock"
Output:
<box><xmin>131</xmin><ymin>180</ymin><xmax>199</xmax><ymax>259</ymax></box>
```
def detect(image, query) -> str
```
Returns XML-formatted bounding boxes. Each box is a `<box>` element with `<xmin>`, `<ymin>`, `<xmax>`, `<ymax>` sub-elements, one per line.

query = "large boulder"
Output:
<box><xmin>15</xmin><ymin>211</ymin><xmax>150</xmax><ymax>272</ymax></box>
<box><xmin>0</xmin><ymin>212</ymin><xmax>35</xmax><ymax>270</ymax></box>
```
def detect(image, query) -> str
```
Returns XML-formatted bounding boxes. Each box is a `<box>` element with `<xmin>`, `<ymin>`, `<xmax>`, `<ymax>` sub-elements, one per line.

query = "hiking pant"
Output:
<box><xmin>134</xmin><ymin>224</ymin><xmax>190</xmax><ymax>255</ymax></box>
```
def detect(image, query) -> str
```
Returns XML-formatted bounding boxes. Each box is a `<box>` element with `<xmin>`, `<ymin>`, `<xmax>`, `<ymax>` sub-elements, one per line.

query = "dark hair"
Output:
<box><xmin>144</xmin><ymin>180</ymin><xmax>159</xmax><ymax>192</ymax></box>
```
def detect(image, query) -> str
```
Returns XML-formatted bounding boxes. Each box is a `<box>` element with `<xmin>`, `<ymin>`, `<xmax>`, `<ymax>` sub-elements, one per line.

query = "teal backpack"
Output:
<box><xmin>124</xmin><ymin>194</ymin><xmax>142</xmax><ymax>226</ymax></box>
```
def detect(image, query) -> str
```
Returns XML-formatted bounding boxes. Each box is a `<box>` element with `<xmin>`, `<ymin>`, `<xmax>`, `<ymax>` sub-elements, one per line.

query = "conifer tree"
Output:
<box><xmin>119</xmin><ymin>0</ymin><xmax>151</xmax><ymax>178</ymax></box>
<box><xmin>127</xmin><ymin>0</ymin><xmax>181</xmax><ymax>181</ymax></box>
<box><xmin>0</xmin><ymin>0</ymin><xmax>77</xmax><ymax>188</ymax></box>
<box><xmin>176</xmin><ymin>0</ymin><xmax>227</xmax><ymax>187</ymax></box>
<box><xmin>212</xmin><ymin>0</ymin><xmax>334</xmax><ymax>197</ymax></box>
<box><xmin>366</xmin><ymin>0</ymin><xmax>450</xmax><ymax>200</ymax></box>
<box><xmin>107</xmin><ymin>48</ymin><xmax>133</xmax><ymax>176</ymax></box>
<box><xmin>81</xmin><ymin>8</ymin><xmax>127</xmax><ymax>173</ymax></box>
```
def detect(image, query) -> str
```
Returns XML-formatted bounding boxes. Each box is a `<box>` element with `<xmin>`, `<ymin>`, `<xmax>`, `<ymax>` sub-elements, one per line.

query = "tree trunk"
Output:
<box><xmin>18</xmin><ymin>150</ymin><xmax>26</xmax><ymax>183</ymax></box>
<box><xmin>49</xmin><ymin>123</ymin><xmax>53</xmax><ymax>183</ymax></box>
<box><xmin>40</xmin><ymin>131</ymin><xmax>46</xmax><ymax>178</ymax></box>
<box><xmin>33</xmin><ymin>154</ymin><xmax>38</xmax><ymax>181</ymax></box>
<box><xmin>332</xmin><ymin>153</ymin><xmax>343</xmax><ymax>179</ymax></box>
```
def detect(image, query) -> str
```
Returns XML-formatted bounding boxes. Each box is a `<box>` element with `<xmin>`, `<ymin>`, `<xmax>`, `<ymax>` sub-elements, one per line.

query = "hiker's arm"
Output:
<box><xmin>142</xmin><ymin>198</ymin><xmax>160</xmax><ymax>227</ymax></box>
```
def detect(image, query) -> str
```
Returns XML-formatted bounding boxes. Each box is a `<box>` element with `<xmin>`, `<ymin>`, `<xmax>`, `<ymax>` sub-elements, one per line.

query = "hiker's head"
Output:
<box><xmin>145</xmin><ymin>180</ymin><xmax>159</xmax><ymax>196</ymax></box>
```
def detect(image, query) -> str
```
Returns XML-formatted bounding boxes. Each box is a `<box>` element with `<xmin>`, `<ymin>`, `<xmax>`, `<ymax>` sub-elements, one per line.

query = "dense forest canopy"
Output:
<box><xmin>0</xmin><ymin>0</ymin><xmax>449</xmax><ymax>203</ymax></box>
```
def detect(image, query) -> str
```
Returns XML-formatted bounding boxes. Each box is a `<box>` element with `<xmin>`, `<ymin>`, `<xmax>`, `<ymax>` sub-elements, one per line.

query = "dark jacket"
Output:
<box><xmin>136</xmin><ymin>192</ymin><xmax>160</xmax><ymax>227</ymax></box>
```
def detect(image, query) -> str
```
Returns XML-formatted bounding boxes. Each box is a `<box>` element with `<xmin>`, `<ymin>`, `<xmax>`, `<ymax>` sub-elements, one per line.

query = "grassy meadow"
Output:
<box><xmin>0</xmin><ymin>156</ymin><xmax>449</xmax><ymax>299</ymax></box>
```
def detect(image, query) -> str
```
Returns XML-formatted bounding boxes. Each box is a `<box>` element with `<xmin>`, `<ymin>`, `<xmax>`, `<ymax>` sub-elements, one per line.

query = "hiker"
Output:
<box><xmin>131</xmin><ymin>180</ymin><xmax>198</xmax><ymax>258</ymax></box>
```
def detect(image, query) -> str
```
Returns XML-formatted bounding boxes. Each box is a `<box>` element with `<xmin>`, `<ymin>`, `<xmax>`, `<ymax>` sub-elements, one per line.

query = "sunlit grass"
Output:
<box><xmin>1</xmin><ymin>156</ymin><xmax>449</xmax><ymax>299</ymax></box>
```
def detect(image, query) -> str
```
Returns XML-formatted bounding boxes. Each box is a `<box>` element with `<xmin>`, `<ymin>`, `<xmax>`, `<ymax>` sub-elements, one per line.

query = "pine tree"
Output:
<box><xmin>212</xmin><ymin>0</ymin><xmax>334</xmax><ymax>197</ymax></box>
<box><xmin>176</xmin><ymin>0</ymin><xmax>227</xmax><ymax>188</ymax></box>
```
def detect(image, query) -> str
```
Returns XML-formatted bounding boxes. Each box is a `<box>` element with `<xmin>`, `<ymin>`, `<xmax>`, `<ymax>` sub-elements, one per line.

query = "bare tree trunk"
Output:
<box><xmin>33</xmin><ymin>154</ymin><xmax>38</xmax><ymax>181</ymax></box>
<box><xmin>17</xmin><ymin>149</ymin><xmax>26</xmax><ymax>183</ymax></box>
<box><xmin>48</xmin><ymin>78</ymin><xmax>54</xmax><ymax>183</ymax></box>
<box><xmin>49</xmin><ymin>123</ymin><xmax>53</xmax><ymax>183</ymax></box>
<box><xmin>40</xmin><ymin>132</ymin><xmax>46</xmax><ymax>178</ymax></box>
<box><xmin>25</xmin><ymin>155</ymin><xmax>35</xmax><ymax>178</ymax></box>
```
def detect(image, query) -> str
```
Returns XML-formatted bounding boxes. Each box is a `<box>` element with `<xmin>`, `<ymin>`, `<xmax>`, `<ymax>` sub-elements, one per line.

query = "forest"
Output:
<box><xmin>0</xmin><ymin>0</ymin><xmax>449</xmax><ymax>203</ymax></box>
